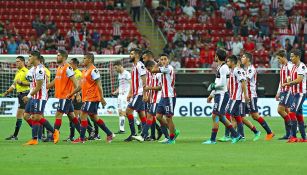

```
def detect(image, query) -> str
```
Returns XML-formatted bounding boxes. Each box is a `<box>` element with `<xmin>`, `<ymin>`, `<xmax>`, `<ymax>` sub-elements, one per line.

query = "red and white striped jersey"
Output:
<box><xmin>290</xmin><ymin>62</ymin><xmax>306</xmax><ymax>94</ymax></box>
<box><xmin>278</xmin><ymin>62</ymin><xmax>293</xmax><ymax>92</ymax></box>
<box><xmin>18</xmin><ymin>43</ymin><xmax>29</xmax><ymax>54</ymax></box>
<box><xmin>290</xmin><ymin>23</ymin><xmax>299</xmax><ymax>35</ymax></box>
<box><xmin>272</xmin><ymin>0</ymin><xmax>279</xmax><ymax>9</ymax></box>
<box><xmin>113</xmin><ymin>23</ymin><xmax>122</xmax><ymax>36</ymax></box>
<box><xmin>118</xmin><ymin>69</ymin><xmax>131</xmax><ymax>95</ymax></box>
<box><xmin>29</xmin><ymin>64</ymin><xmax>48</xmax><ymax>100</ymax></box>
<box><xmin>159</xmin><ymin>65</ymin><xmax>176</xmax><ymax>98</ymax></box>
<box><xmin>245</xmin><ymin>64</ymin><xmax>258</xmax><ymax>98</ymax></box>
<box><xmin>131</xmin><ymin>61</ymin><xmax>146</xmax><ymax>96</ymax></box>
<box><xmin>150</xmin><ymin>73</ymin><xmax>162</xmax><ymax>103</ymax></box>
<box><xmin>0</xmin><ymin>40</ymin><xmax>5</xmax><ymax>54</ymax></box>
<box><xmin>304</xmin><ymin>23</ymin><xmax>307</xmax><ymax>34</ymax></box>
<box><xmin>228</xmin><ymin>67</ymin><xmax>246</xmax><ymax>100</ymax></box>
<box><xmin>145</xmin><ymin>70</ymin><xmax>152</xmax><ymax>97</ymax></box>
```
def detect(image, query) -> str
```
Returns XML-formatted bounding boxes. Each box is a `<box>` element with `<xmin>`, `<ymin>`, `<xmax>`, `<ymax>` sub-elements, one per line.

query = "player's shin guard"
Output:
<box><xmin>13</xmin><ymin>119</ymin><xmax>22</xmax><ymax>137</ymax></box>
<box><xmin>127</xmin><ymin>114</ymin><xmax>136</xmax><ymax>135</ymax></box>
<box><xmin>39</xmin><ymin>118</ymin><xmax>54</xmax><ymax>133</ymax></box>
<box><xmin>235</xmin><ymin>116</ymin><xmax>244</xmax><ymax>137</ymax></box>
<box><xmin>159</xmin><ymin>123</ymin><xmax>169</xmax><ymax>139</ymax></box>
<box><xmin>72</xmin><ymin>117</ymin><xmax>81</xmax><ymax>134</ymax></box>
<box><xmin>80</xmin><ymin>120</ymin><xmax>88</xmax><ymax>141</ymax></box>
<box><xmin>210</xmin><ymin>128</ymin><xmax>218</xmax><ymax>141</ymax></box>
<box><xmin>225</xmin><ymin>113</ymin><xmax>231</xmax><ymax>137</ymax></box>
<box><xmin>26</xmin><ymin>118</ymin><xmax>33</xmax><ymax>127</ymax></box>
<box><xmin>96</xmin><ymin>119</ymin><xmax>112</xmax><ymax>136</ymax></box>
<box><xmin>284</xmin><ymin>115</ymin><xmax>292</xmax><ymax>137</ymax></box>
<box><xmin>150</xmin><ymin>117</ymin><xmax>156</xmax><ymax>139</ymax></box>
<box><xmin>32</xmin><ymin>121</ymin><xmax>40</xmax><ymax>140</ymax></box>
<box><xmin>142</xmin><ymin>119</ymin><xmax>152</xmax><ymax>138</ymax></box>
<box><xmin>119</xmin><ymin>116</ymin><xmax>125</xmax><ymax>131</ymax></box>
<box><xmin>140</xmin><ymin>116</ymin><xmax>146</xmax><ymax>128</ymax></box>
<box><xmin>37</xmin><ymin>124</ymin><xmax>43</xmax><ymax>140</ymax></box>
<box><xmin>227</xmin><ymin>125</ymin><xmax>239</xmax><ymax>138</ymax></box>
<box><xmin>54</xmin><ymin>118</ymin><xmax>62</xmax><ymax>130</ymax></box>
<box><xmin>256</xmin><ymin>117</ymin><xmax>272</xmax><ymax>134</ymax></box>
<box><xmin>297</xmin><ymin>114</ymin><xmax>306</xmax><ymax>139</ymax></box>
<box><xmin>69</xmin><ymin>122</ymin><xmax>75</xmax><ymax>138</ymax></box>
<box><xmin>289</xmin><ymin>112</ymin><xmax>297</xmax><ymax>138</ymax></box>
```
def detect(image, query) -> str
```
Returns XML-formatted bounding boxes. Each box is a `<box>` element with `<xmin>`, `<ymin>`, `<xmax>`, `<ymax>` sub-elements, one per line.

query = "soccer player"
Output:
<box><xmin>275</xmin><ymin>50</ymin><xmax>293</xmax><ymax>140</ymax></box>
<box><xmin>226</xmin><ymin>55</ymin><xmax>261</xmax><ymax>141</ymax></box>
<box><xmin>132</xmin><ymin>60</ymin><xmax>164</xmax><ymax>142</ymax></box>
<box><xmin>149</xmin><ymin>54</ymin><xmax>180</xmax><ymax>144</ymax></box>
<box><xmin>23</xmin><ymin>51</ymin><xmax>59</xmax><ymax>145</ymax></box>
<box><xmin>203</xmin><ymin>49</ymin><xmax>242</xmax><ymax>144</ymax></box>
<box><xmin>241</xmin><ymin>52</ymin><xmax>275</xmax><ymax>140</ymax></box>
<box><xmin>124</xmin><ymin>48</ymin><xmax>147</xmax><ymax>142</ymax></box>
<box><xmin>47</xmin><ymin>50</ymin><xmax>81</xmax><ymax>139</ymax></box>
<box><xmin>2</xmin><ymin>56</ymin><xmax>30</xmax><ymax>140</ymax></box>
<box><xmin>68</xmin><ymin>53</ymin><xmax>114</xmax><ymax>143</ymax></box>
<box><xmin>281</xmin><ymin>49</ymin><xmax>307</xmax><ymax>143</ymax></box>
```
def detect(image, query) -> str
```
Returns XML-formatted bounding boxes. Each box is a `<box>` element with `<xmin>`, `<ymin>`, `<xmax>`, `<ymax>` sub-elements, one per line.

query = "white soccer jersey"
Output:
<box><xmin>245</xmin><ymin>64</ymin><xmax>257</xmax><ymax>98</ymax></box>
<box><xmin>150</xmin><ymin>73</ymin><xmax>162</xmax><ymax>103</ymax></box>
<box><xmin>278</xmin><ymin>61</ymin><xmax>293</xmax><ymax>93</ymax></box>
<box><xmin>118</xmin><ymin>69</ymin><xmax>131</xmax><ymax>95</ymax></box>
<box><xmin>159</xmin><ymin>65</ymin><xmax>176</xmax><ymax>98</ymax></box>
<box><xmin>131</xmin><ymin>61</ymin><xmax>146</xmax><ymax>96</ymax></box>
<box><xmin>290</xmin><ymin>62</ymin><xmax>306</xmax><ymax>94</ymax></box>
<box><xmin>145</xmin><ymin>70</ymin><xmax>153</xmax><ymax>97</ymax></box>
<box><xmin>228</xmin><ymin>67</ymin><xmax>246</xmax><ymax>100</ymax></box>
<box><xmin>30</xmin><ymin>64</ymin><xmax>48</xmax><ymax>100</ymax></box>
<box><xmin>214</xmin><ymin>63</ymin><xmax>230</xmax><ymax>95</ymax></box>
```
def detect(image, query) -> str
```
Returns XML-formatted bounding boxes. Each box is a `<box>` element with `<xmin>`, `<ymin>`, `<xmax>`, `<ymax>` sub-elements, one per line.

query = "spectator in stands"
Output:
<box><xmin>0</xmin><ymin>36</ymin><xmax>6</xmax><ymax>54</ymax></box>
<box><xmin>43</xmin><ymin>15</ymin><xmax>56</xmax><ymax>31</ymax></box>
<box><xmin>183</xmin><ymin>3</ymin><xmax>196</xmax><ymax>18</ymax></box>
<box><xmin>231</xmin><ymin>36</ymin><xmax>243</xmax><ymax>56</ymax></box>
<box><xmin>67</xmin><ymin>25</ymin><xmax>80</xmax><ymax>48</ymax></box>
<box><xmin>0</xmin><ymin>21</ymin><xmax>4</xmax><ymax>35</ymax></box>
<box><xmin>88</xmin><ymin>45</ymin><xmax>98</xmax><ymax>55</ymax></box>
<box><xmin>198</xmin><ymin>11</ymin><xmax>208</xmax><ymax>23</ymax></box>
<box><xmin>71</xmin><ymin>10</ymin><xmax>83</xmax><ymax>23</ymax></box>
<box><xmin>203</xmin><ymin>1</ymin><xmax>215</xmax><ymax>13</ymax></box>
<box><xmin>99</xmin><ymin>35</ymin><xmax>109</xmax><ymax>50</ymax></box>
<box><xmin>71</xmin><ymin>41</ymin><xmax>84</xmax><ymax>54</ymax></box>
<box><xmin>131</xmin><ymin>0</ymin><xmax>141</xmax><ymax>22</ymax></box>
<box><xmin>275</xmin><ymin>10</ymin><xmax>289</xmax><ymax>29</ymax></box>
<box><xmin>304</xmin><ymin>15</ymin><xmax>307</xmax><ymax>43</ymax></box>
<box><xmin>269</xmin><ymin>53</ymin><xmax>279</xmax><ymax>72</ymax></box>
<box><xmin>163</xmin><ymin>43</ymin><xmax>173</xmax><ymax>55</ymax></box>
<box><xmin>7</xmin><ymin>37</ymin><xmax>18</xmax><ymax>54</ymax></box>
<box><xmin>282</xmin><ymin>0</ymin><xmax>296</xmax><ymax>17</ymax></box>
<box><xmin>18</xmin><ymin>38</ymin><xmax>29</xmax><ymax>54</ymax></box>
<box><xmin>32</xmin><ymin>16</ymin><xmax>44</xmax><ymax>36</ymax></box>
<box><xmin>127</xmin><ymin>39</ymin><xmax>138</xmax><ymax>52</ymax></box>
<box><xmin>170</xmin><ymin>57</ymin><xmax>181</xmax><ymax>70</ymax></box>
<box><xmin>240</xmin><ymin>13</ymin><xmax>249</xmax><ymax>37</ymax></box>
<box><xmin>284</xmin><ymin>38</ymin><xmax>293</xmax><ymax>53</ymax></box>
<box><xmin>249</xmin><ymin>3</ymin><xmax>260</xmax><ymax>16</ymax></box>
<box><xmin>233</xmin><ymin>10</ymin><xmax>241</xmax><ymax>35</ymax></box>
<box><xmin>216</xmin><ymin>37</ymin><xmax>226</xmax><ymax>49</ymax></box>
<box><xmin>45</xmin><ymin>33</ymin><xmax>56</xmax><ymax>51</ymax></box>
<box><xmin>83</xmin><ymin>11</ymin><xmax>92</xmax><ymax>23</ymax></box>
<box><xmin>91</xmin><ymin>29</ymin><xmax>100</xmax><ymax>47</ymax></box>
<box><xmin>260</xmin><ymin>0</ymin><xmax>271</xmax><ymax>15</ymax></box>
<box><xmin>259</xmin><ymin>10</ymin><xmax>270</xmax><ymax>37</ymax></box>
<box><xmin>112</xmin><ymin>19</ymin><xmax>122</xmax><ymax>40</ymax></box>
<box><xmin>244</xmin><ymin>36</ymin><xmax>256</xmax><ymax>52</ymax></box>
<box><xmin>102</xmin><ymin>44</ymin><xmax>115</xmax><ymax>54</ymax></box>
<box><xmin>57</xmin><ymin>35</ymin><xmax>66</xmax><ymax>51</ymax></box>
<box><xmin>199</xmin><ymin>44</ymin><xmax>215</xmax><ymax>68</ymax></box>
<box><xmin>223</xmin><ymin>4</ymin><xmax>235</xmax><ymax>22</ymax></box>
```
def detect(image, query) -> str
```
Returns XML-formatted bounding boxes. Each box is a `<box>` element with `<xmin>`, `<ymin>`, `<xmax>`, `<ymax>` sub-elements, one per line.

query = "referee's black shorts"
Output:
<box><xmin>18</xmin><ymin>91</ymin><xmax>29</xmax><ymax>109</ymax></box>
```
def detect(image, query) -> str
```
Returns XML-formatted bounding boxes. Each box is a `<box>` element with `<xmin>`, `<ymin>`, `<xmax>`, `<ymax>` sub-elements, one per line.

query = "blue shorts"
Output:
<box><xmin>148</xmin><ymin>103</ymin><xmax>158</xmax><ymax>115</ymax></box>
<box><xmin>145</xmin><ymin>102</ymin><xmax>151</xmax><ymax>112</ymax></box>
<box><xmin>227</xmin><ymin>100</ymin><xmax>245</xmax><ymax>117</ymax></box>
<box><xmin>81</xmin><ymin>101</ymin><xmax>99</xmax><ymax>115</ymax></box>
<box><xmin>213</xmin><ymin>93</ymin><xmax>229</xmax><ymax>116</ymax></box>
<box><xmin>30</xmin><ymin>99</ymin><xmax>47</xmax><ymax>114</ymax></box>
<box><xmin>245</xmin><ymin>97</ymin><xmax>258</xmax><ymax>114</ymax></box>
<box><xmin>57</xmin><ymin>99</ymin><xmax>74</xmax><ymax>114</ymax></box>
<box><xmin>290</xmin><ymin>93</ymin><xmax>306</xmax><ymax>115</ymax></box>
<box><xmin>127</xmin><ymin>95</ymin><xmax>145</xmax><ymax>112</ymax></box>
<box><xmin>25</xmin><ymin>98</ymin><xmax>32</xmax><ymax>113</ymax></box>
<box><xmin>157</xmin><ymin>97</ymin><xmax>176</xmax><ymax>117</ymax></box>
<box><xmin>279</xmin><ymin>91</ymin><xmax>293</xmax><ymax>108</ymax></box>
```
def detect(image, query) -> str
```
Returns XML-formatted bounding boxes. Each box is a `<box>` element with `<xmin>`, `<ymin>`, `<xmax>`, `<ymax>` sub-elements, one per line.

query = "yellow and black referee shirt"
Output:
<box><xmin>14</xmin><ymin>67</ymin><xmax>30</xmax><ymax>93</ymax></box>
<box><xmin>74</xmin><ymin>69</ymin><xmax>82</xmax><ymax>81</ymax></box>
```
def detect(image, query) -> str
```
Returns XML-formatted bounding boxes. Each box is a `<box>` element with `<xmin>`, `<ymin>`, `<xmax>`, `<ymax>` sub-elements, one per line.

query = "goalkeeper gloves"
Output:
<box><xmin>207</xmin><ymin>83</ymin><xmax>216</xmax><ymax>92</ymax></box>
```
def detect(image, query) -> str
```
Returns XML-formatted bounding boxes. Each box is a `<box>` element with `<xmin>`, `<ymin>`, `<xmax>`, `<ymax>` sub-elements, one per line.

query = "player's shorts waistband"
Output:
<box><xmin>18</xmin><ymin>90</ymin><xmax>30</xmax><ymax>94</ymax></box>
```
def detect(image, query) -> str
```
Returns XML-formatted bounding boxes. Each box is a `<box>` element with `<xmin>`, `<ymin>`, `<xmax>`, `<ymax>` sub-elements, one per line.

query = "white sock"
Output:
<box><xmin>134</xmin><ymin>118</ymin><xmax>141</xmax><ymax>125</ymax></box>
<box><xmin>119</xmin><ymin>116</ymin><xmax>125</xmax><ymax>131</ymax></box>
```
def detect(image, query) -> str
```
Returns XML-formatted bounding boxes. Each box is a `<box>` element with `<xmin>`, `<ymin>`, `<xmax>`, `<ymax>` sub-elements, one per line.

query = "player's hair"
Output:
<box><xmin>58</xmin><ymin>49</ymin><xmax>68</xmax><ymax>59</ymax></box>
<box><xmin>40</xmin><ymin>56</ymin><xmax>45</xmax><ymax>65</ymax></box>
<box><xmin>130</xmin><ymin>48</ymin><xmax>142</xmax><ymax>56</ymax></box>
<box><xmin>113</xmin><ymin>61</ymin><xmax>123</xmax><ymax>66</ymax></box>
<box><xmin>159</xmin><ymin>53</ymin><xmax>169</xmax><ymax>59</ymax></box>
<box><xmin>85</xmin><ymin>52</ymin><xmax>95</xmax><ymax>63</ymax></box>
<box><xmin>71</xmin><ymin>58</ymin><xmax>79</xmax><ymax>66</ymax></box>
<box><xmin>216</xmin><ymin>48</ymin><xmax>227</xmax><ymax>61</ymax></box>
<box><xmin>145</xmin><ymin>60</ymin><xmax>156</xmax><ymax>68</ymax></box>
<box><xmin>142</xmin><ymin>50</ymin><xmax>154</xmax><ymax>57</ymax></box>
<box><xmin>276</xmin><ymin>49</ymin><xmax>286</xmax><ymax>58</ymax></box>
<box><xmin>243</xmin><ymin>52</ymin><xmax>253</xmax><ymax>63</ymax></box>
<box><xmin>228</xmin><ymin>55</ymin><xmax>238</xmax><ymax>64</ymax></box>
<box><xmin>291</xmin><ymin>49</ymin><xmax>301</xmax><ymax>58</ymax></box>
<box><xmin>30</xmin><ymin>50</ymin><xmax>41</xmax><ymax>59</ymax></box>
<box><xmin>16</xmin><ymin>56</ymin><xmax>25</xmax><ymax>62</ymax></box>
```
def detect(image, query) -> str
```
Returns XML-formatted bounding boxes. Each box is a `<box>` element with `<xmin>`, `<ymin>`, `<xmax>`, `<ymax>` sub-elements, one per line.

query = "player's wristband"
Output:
<box><xmin>27</xmin><ymin>94</ymin><xmax>31</xmax><ymax>98</ymax></box>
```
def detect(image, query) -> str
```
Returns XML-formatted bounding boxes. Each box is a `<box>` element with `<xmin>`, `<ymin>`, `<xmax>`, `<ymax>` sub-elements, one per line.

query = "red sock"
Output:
<box><xmin>146</xmin><ymin>119</ymin><xmax>153</xmax><ymax>125</ymax></box>
<box><xmin>284</xmin><ymin>114</ymin><xmax>291</xmax><ymax>122</ymax></box>
<box><xmin>297</xmin><ymin>114</ymin><xmax>304</xmax><ymax>122</ymax></box>
<box><xmin>97</xmin><ymin>119</ymin><xmax>104</xmax><ymax>125</ymax></box>
<box><xmin>81</xmin><ymin>120</ymin><xmax>88</xmax><ymax>128</ymax></box>
<box><xmin>235</xmin><ymin>116</ymin><xmax>243</xmax><ymax>123</ymax></box>
<box><xmin>225</xmin><ymin>113</ymin><xmax>231</xmax><ymax>121</ymax></box>
<box><xmin>26</xmin><ymin>118</ymin><xmax>33</xmax><ymax>126</ymax></box>
<box><xmin>289</xmin><ymin>112</ymin><xmax>297</xmax><ymax>121</ymax></box>
<box><xmin>38</xmin><ymin>118</ymin><xmax>47</xmax><ymax>124</ymax></box>
<box><xmin>227</xmin><ymin>125</ymin><xmax>233</xmax><ymax>129</ymax></box>
<box><xmin>153</xmin><ymin>116</ymin><xmax>156</xmax><ymax>123</ymax></box>
<box><xmin>54</xmin><ymin>118</ymin><xmax>62</xmax><ymax>126</ymax></box>
<box><xmin>257</xmin><ymin>117</ymin><xmax>265</xmax><ymax>124</ymax></box>
<box><xmin>127</xmin><ymin>114</ymin><xmax>134</xmax><ymax>121</ymax></box>
<box><xmin>140</xmin><ymin>116</ymin><xmax>146</xmax><ymax>123</ymax></box>
<box><xmin>170</xmin><ymin>133</ymin><xmax>175</xmax><ymax>140</ymax></box>
<box><xmin>212</xmin><ymin>128</ymin><xmax>218</xmax><ymax>133</ymax></box>
<box><xmin>72</xmin><ymin>117</ymin><xmax>79</xmax><ymax>125</ymax></box>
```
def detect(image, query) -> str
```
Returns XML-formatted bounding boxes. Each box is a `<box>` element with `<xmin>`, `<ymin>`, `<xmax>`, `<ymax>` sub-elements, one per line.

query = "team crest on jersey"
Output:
<box><xmin>94</xmin><ymin>69</ymin><xmax>98</xmax><ymax>73</ymax></box>
<box><xmin>39</xmin><ymin>70</ymin><xmax>43</xmax><ymax>74</ymax></box>
<box><xmin>238</xmin><ymin>71</ymin><xmax>241</xmax><ymax>74</ymax></box>
<box><xmin>249</xmin><ymin>69</ymin><xmax>252</xmax><ymax>73</ymax></box>
<box><xmin>68</xmin><ymin>66</ymin><xmax>72</xmax><ymax>70</ymax></box>
<box><xmin>302</xmin><ymin>66</ymin><xmax>306</xmax><ymax>70</ymax></box>
<box><xmin>141</xmin><ymin>66</ymin><xmax>145</xmax><ymax>69</ymax></box>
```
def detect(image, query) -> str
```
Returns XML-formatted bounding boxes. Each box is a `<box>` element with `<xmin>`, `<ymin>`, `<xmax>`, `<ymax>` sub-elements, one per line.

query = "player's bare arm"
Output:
<box><xmin>23</xmin><ymin>79</ymin><xmax>43</xmax><ymax>103</ymax></box>
<box><xmin>282</xmin><ymin>75</ymin><xmax>303</xmax><ymax>87</ymax></box>
<box><xmin>95</xmin><ymin>79</ymin><xmax>107</xmax><ymax>107</ymax></box>
<box><xmin>112</xmin><ymin>88</ymin><xmax>119</xmax><ymax>95</ymax></box>
<box><xmin>46</xmin><ymin>79</ymin><xmax>55</xmax><ymax>89</ymax></box>
<box><xmin>127</xmin><ymin>80</ymin><xmax>132</xmax><ymax>101</ymax></box>
<box><xmin>69</xmin><ymin>75</ymin><xmax>78</xmax><ymax>89</ymax></box>
<box><xmin>241</xmin><ymin>80</ymin><xmax>250</xmax><ymax>102</ymax></box>
<box><xmin>2</xmin><ymin>82</ymin><xmax>16</xmax><ymax>96</ymax></box>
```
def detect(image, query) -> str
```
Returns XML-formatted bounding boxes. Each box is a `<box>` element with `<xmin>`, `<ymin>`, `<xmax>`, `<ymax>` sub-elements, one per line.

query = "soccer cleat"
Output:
<box><xmin>5</xmin><ymin>135</ymin><xmax>18</xmax><ymax>141</ymax></box>
<box><xmin>158</xmin><ymin>138</ymin><xmax>169</xmax><ymax>143</ymax></box>
<box><xmin>287</xmin><ymin>137</ymin><xmax>298</xmax><ymax>143</ymax></box>
<box><xmin>278</xmin><ymin>135</ymin><xmax>290</xmax><ymax>140</ymax></box>
<box><xmin>53</xmin><ymin>129</ymin><xmax>60</xmax><ymax>144</ymax></box>
<box><xmin>156</xmin><ymin>129</ymin><xmax>163</xmax><ymax>140</ymax></box>
<box><xmin>114</xmin><ymin>130</ymin><xmax>125</xmax><ymax>134</ymax></box>
<box><xmin>174</xmin><ymin>129</ymin><xmax>180</xmax><ymax>140</ymax></box>
<box><xmin>240</xmin><ymin>137</ymin><xmax>246</xmax><ymax>142</ymax></box>
<box><xmin>24</xmin><ymin>139</ymin><xmax>38</xmax><ymax>145</ymax></box>
<box><xmin>93</xmin><ymin>135</ymin><xmax>101</xmax><ymax>141</ymax></box>
<box><xmin>231</xmin><ymin>135</ymin><xmax>242</xmax><ymax>144</ymax></box>
<box><xmin>253</xmin><ymin>131</ymin><xmax>261</xmax><ymax>141</ymax></box>
<box><xmin>137</xmin><ymin>125</ymin><xmax>142</xmax><ymax>134</ymax></box>
<box><xmin>163</xmin><ymin>139</ymin><xmax>175</xmax><ymax>144</ymax></box>
<box><xmin>106</xmin><ymin>134</ymin><xmax>115</xmax><ymax>143</ymax></box>
<box><xmin>145</xmin><ymin>137</ymin><xmax>155</xmax><ymax>141</ymax></box>
<box><xmin>132</xmin><ymin>135</ymin><xmax>145</xmax><ymax>142</ymax></box>
<box><xmin>124</xmin><ymin>135</ymin><xmax>134</xmax><ymax>142</ymax></box>
<box><xmin>265</xmin><ymin>133</ymin><xmax>275</xmax><ymax>141</ymax></box>
<box><xmin>63</xmin><ymin>137</ymin><xmax>74</xmax><ymax>142</ymax></box>
<box><xmin>217</xmin><ymin>136</ymin><xmax>231</xmax><ymax>142</ymax></box>
<box><xmin>72</xmin><ymin>138</ymin><xmax>85</xmax><ymax>144</ymax></box>
<box><xmin>299</xmin><ymin>138</ymin><xmax>307</xmax><ymax>143</ymax></box>
<box><xmin>202</xmin><ymin>140</ymin><xmax>217</xmax><ymax>144</ymax></box>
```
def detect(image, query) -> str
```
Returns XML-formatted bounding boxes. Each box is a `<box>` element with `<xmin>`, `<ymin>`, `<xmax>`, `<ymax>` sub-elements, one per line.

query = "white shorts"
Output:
<box><xmin>118</xmin><ymin>94</ymin><xmax>128</xmax><ymax>111</ymax></box>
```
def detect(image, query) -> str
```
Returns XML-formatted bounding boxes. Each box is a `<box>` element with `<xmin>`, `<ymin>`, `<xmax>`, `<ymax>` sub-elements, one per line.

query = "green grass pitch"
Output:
<box><xmin>0</xmin><ymin>116</ymin><xmax>306</xmax><ymax>175</ymax></box>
